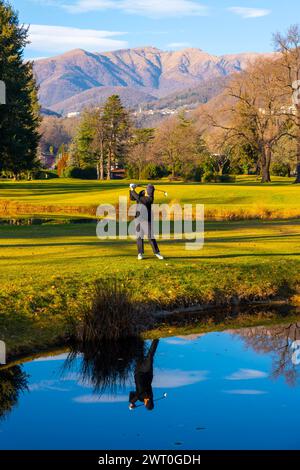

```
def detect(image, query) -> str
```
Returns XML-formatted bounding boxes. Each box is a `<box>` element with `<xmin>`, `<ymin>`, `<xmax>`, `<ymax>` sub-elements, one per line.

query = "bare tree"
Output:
<box><xmin>207</xmin><ymin>58</ymin><xmax>291</xmax><ymax>182</ymax></box>
<box><xmin>274</xmin><ymin>24</ymin><xmax>300</xmax><ymax>183</ymax></box>
<box><xmin>153</xmin><ymin>113</ymin><xmax>202</xmax><ymax>178</ymax></box>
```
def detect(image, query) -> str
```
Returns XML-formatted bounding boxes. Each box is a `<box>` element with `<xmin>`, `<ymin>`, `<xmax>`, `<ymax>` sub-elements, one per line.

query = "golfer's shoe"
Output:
<box><xmin>155</xmin><ymin>253</ymin><xmax>164</xmax><ymax>260</ymax></box>
<box><xmin>137</xmin><ymin>253</ymin><xmax>143</xmax><ymax>260</ymax></box>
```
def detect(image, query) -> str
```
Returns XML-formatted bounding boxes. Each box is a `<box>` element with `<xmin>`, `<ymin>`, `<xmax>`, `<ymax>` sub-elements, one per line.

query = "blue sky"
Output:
<box><xmin>12</xmin><ymin>0</ymin><xmax>300</xmax><ymax>58</ymax></box>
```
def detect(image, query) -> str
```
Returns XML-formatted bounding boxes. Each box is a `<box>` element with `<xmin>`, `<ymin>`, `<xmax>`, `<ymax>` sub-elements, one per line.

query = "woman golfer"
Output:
<box><xmin>129</xmin><ymin>183</ymin><xmax>164</xmax><ymax>260</ymax></box>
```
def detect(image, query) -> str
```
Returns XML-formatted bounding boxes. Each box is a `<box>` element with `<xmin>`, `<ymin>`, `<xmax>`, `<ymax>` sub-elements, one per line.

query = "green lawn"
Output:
<box><xmin>0</xmin><ymin>176</ymin><xmax>299</xmax><ymax>219</ymax></box>
<box><xmin>0</xmin><ymin>218</ymin><xmax>299</xmax><ymax>356</ymax></box>
<box><xmin>0</xmin><ymin>177</ymin><xmax>299</xmax><ymax>358</ymax></box>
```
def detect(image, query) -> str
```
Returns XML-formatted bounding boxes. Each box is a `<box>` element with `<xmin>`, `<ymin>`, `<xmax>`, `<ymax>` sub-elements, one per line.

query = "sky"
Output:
<box><xmin>11</xmin><ymin>0</ymin><xmax>300</xmax><ymax>59</ymax></box>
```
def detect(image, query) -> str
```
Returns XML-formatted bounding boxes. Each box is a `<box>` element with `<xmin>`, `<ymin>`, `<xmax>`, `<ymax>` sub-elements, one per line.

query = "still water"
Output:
<box><xmin>1</xmin><ymin>323</ymin><xmax>300</xmax><ymax>450</ymax></box>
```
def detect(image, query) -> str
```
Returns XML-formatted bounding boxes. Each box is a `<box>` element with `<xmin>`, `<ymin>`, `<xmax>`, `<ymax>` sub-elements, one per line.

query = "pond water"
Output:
<box><xmin>0</xmin><ymin>217</ymin><xmax>96</xmax><ymax>225</ymax></box>
<box><xmin>1</xmin><ymin>323</ymin><xmax>300</xmax><ymax>450</ymax></box>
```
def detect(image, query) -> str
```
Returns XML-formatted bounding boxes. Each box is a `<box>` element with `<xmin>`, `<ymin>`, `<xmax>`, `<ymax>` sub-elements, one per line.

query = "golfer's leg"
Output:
<box><xmin>148</xmin><ymin>222</ymin><xmax>160</xmax><ymax>254</ymax></box>
<box><xmin>137</xmin><ymin>237</ymin><xmax>144</xmax><ymax>254</ymax></box>
<box><xmin>149</xmin><ymin>238</ymin><xmax>159</xmax><ymax>254</ymax></box>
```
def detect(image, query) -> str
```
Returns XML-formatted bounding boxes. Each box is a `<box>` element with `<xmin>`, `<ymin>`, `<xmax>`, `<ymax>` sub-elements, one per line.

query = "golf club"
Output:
<box><xmin>129</xmin><ymin>393</ymin><xmax>168</xmax><ymax>410</ymax></box>
<box><xmin>135</xmin><ymin>184</ymin><xmax>168</xmax><ymax>197</ymax></box>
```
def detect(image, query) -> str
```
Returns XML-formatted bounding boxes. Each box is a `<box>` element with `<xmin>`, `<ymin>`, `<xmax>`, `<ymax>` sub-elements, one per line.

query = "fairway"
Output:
<box><xmin>0</xmin><ymin>179</ymin><xmax>299</xmax><ymax>355</ymax></box>
<box><xmin>0</xmin><ymin>218</ymin><xmax>299</xmax><ymax>308</ymax></box>
<box><xmin>1</xmin><ymin>176</ymin><xmax>299</xmax><ymax>219</ymax></box>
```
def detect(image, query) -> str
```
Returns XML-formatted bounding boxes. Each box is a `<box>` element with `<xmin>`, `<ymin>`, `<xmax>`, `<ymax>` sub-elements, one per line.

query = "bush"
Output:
<box><xmin>183</xmin><ymin>165</ymin><xmax>204</xmax><ymax>182</ymax></box>
<box><xmin>271</xmin><ymin>163</ymin><xmax>290</xmax><ymax>177</ymax></box>
<box><xmin>126</xmin><ymin>164</ymin><xmax>139</xmax><ymax>179</ymax></box>
<box><xmin>142</xmin><ymin>163</ymin><xmax>167</xmax><ymax>180</ymax></box>
<box><xmin>32</xmin><ymin>170</ymin><xmax>58</xmax><ymax>179</ymax></box>
<box><xmin>63</xmin><ymin>166</ymin><xmax>97</xmax><ymax>179</ymax></box>
<box><xmin>202</xmin><ymin>172</ymin><xmax>236</xmax><ymax>183</ymax></box>
<box><xmin>76</xmin><ymin>278</ymin><xmax>149</xmax><ymax>342</ymax></box>
<box><xmin>202</xmin><ymin>171</ymin><xmax>215</xmax><ymax>183</ymax></box>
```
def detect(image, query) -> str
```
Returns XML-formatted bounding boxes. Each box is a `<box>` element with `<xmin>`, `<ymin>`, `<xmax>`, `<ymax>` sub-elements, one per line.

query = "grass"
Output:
<box><xmin>0</xmin><ymin>217</ymin><xmax>299</xmax><ymax>358</ymax></box>
<box><xmin>0</xmin><ymin>175</ymin><xmax>300</xmax><ymax>219</ymax></box>
<box><xmin>0</xmin><ymin>177</ymin><xmax>299</xmax><ymax>358</ymax></box>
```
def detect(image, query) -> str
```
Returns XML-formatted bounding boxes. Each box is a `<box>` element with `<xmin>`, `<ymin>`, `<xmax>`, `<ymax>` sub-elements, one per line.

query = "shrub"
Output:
<box><xmin>271</xmin><ymin>163</ymin><xmax>290</xmax><ymax>177</ymax></box>
<box><xmin>183</xmin><ymin>165</ymin><xmax>204</xmax><ymax>182</ymax></box>
<box><xmin>76</xmin><ymin>278</ymin><xmax>151</xmax><ymax>342</ymax></box>
<box><xmin>202</xmin><ymin>171</ymin><xmax>215</xmax><ymax>183</ymax></box>
<box><xmin>63</xmin><ymin>166</ymin><xmax>97</xmax><ymax>179</ymax></box>
<box><xmin>142</xmin><ymin>163</ymin><xmax>167</xmax><ymax>180</ymax></box>
<box><xmin>202</xmin><ymin>172</ymin><xmax>236</xmax><ymax>183</ymax></box>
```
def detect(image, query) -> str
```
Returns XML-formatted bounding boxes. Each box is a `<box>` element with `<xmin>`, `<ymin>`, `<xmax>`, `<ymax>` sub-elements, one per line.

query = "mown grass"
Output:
<box><xmin>0</xmin><ymin>218</ymin><xmax>299</xmax><ymax>357</ymax></box>
<box><xmin>0</xmin><ymin>176</ymin><xmax>299</xmax><ymax>219</ymax></box>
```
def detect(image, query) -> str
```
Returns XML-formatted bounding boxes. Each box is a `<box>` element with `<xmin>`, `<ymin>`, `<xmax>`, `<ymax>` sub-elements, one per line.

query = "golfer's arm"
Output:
<box><xmin>130</xmin><ymin>190</ymin><xmax>140</xmax><ymax>202</ymax></box>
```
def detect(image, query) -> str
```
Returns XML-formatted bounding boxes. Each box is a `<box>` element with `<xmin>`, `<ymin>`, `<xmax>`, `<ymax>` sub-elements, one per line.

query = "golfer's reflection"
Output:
<box><xmin>129</xmin><ymin>339</ymin><xmax>159</xmax><ymax>411</ymax></box>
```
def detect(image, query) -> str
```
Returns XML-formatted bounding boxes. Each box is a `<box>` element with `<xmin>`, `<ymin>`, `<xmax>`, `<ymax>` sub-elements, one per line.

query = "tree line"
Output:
<box><xmin>1</xmin><ymin>0</ymin><xmax>300</xmax><ymax>184</ymax></box>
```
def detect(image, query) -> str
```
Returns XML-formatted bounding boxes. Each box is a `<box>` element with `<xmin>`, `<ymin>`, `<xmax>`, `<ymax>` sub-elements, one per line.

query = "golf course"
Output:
<box><xmin>0</xmin><ymin>176</ymin><xmax>299</xmax><ymax>357</ymax></box>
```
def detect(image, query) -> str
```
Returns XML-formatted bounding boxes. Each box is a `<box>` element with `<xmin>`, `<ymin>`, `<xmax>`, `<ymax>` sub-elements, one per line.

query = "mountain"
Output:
<box><xmin>143</xmin><ymin>75</ymin><xmax>231</xmax><ymax>111</ymax></box>
<box><xmin>34</xmin><ymin>46</ymin><xmax>272</xmax><ymax>115</ymax></box>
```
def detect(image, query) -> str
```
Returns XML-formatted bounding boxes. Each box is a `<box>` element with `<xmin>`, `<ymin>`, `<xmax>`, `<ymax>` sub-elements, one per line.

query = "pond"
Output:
<box><xmin>1</xmin><ymin>322</ymin><xmax>300</xmax><ymax>450</ymax></box>
<box><xmin>0</xmin><ymin>216</ymin><xmax>96</xmax><ymax>225</ymax></box>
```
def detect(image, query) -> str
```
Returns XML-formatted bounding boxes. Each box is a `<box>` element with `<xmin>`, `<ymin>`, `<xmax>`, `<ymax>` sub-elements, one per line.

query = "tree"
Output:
<box><xmin>127</xmin><ymin>128</ymin><xmax>155</xmax><ymax>180</ymax></box>
<box><xmin>0</xmin><ymin>366</ymin><xmax>28</xmax><ymax>421</ymax></box>
<box><xmin>91</xmin><ymin>109</ymin><xmax>106</xmax><ymax>180</ymax></box>
<box><xmin>102</xmin><ymin>95</ymin><xmax>131</xmax><ymax>180</ymax></box>
<box><xmin>0</xmin><ymin>1</ymin><xmax>40</xmax><ymax>178</ymax></box>
<box><xmin>153</xmin><ymin>113</ymin><xmax>203</xmax><ymax>178</ymax></box>
<box><xmin>39</xmin><ymin>116</ymin><xmax>74</xmax><ymax>154</ymax></box>
<box><xmin>274</xmin><ymin>24</ymin><xmax>300</xmax><ymax>183</ymax></box>
<box><xmin>208</xmin><ymin>58</ymin><xmax>291</xmax><ymax>182</ymax></box>
<box><xmin>72</xmin><ymin>110</ymin><xmax>97</xmax><ymax>169</ymax></box>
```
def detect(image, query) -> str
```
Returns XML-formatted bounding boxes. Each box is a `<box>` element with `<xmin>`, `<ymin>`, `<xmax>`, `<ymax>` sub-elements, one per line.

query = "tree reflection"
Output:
<box><xmin>65</xmin><ymin>337</ymin><xmax>146</xmax><ymax>395</ymax></box>
<box><xmin>233</xmin><ymin>323</ymin><xmax>300</xmax><ymax>386</ymax></box>
<box><xmin>0</xmin><ymin>365</ymin><xmax>28</xmax><ymax>420</ymax></box>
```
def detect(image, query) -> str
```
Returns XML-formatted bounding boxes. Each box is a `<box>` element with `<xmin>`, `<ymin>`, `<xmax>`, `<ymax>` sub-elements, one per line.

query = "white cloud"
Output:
<box><xmin>27</xmin><ymin>24</ymin><xmax>128</xmax><ymax>55</ymax></box>
<box><xmin>33</xmin><ymin>353</ymin><xmax>69</xmax><ymax>362</ymax></box>
<box><xmin>63</xmin><ymin>0</ymin><xmax>209</xmax><ymax>17</ymax></box>
<box><xmin>166</xmin><ymin>42</ymin><xmax>192</xmax><ymax>50</ymax></box>
<box><xmin>225</xmin><ymin>369</ymin><xmax>268</xmax><ymax>380</ymax></box>
<box><xmin>153</xmin><ymin>369</ymin><xmax>209</xmax><ymax>388</ymax></box>
<box><xmin>223</xmin><ymin>389</ymin><xmax>268</xmax><ymax>395</ymax></box>
<box><xmin>29</xmin><ymin>380</ymin><xmax>70</xmax><ymax>392</ymax></box>
<box><xmin>73</xmin><ymin>394</ymin><xmax>128</xmax><ymax>403</ymax></box>
<box><xmin>228</xmin><ymin>7</ymin><xmax>271</xmax><ymax>19</ymax></box>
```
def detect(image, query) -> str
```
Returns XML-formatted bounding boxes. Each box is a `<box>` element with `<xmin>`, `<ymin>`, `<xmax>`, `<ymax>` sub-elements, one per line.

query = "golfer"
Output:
<box><xmin>129</xmin><ymin>339</ymin><xmax>159</xmax><ymax>411</ymax></box>
<box><xmin>129</xmin><ymin>183</ymin><xmax>164</xmax><ymax>260</ymax></box>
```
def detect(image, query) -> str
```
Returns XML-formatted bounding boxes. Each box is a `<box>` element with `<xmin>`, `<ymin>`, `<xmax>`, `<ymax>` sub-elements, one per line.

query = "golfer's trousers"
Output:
<box><xmin>136</xmin><ymin>222</ymin><xmax>159</xmax><ymax>254</ymax></box>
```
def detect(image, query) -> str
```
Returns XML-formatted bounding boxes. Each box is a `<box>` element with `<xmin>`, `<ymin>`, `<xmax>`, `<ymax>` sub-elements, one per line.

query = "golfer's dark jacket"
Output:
<box><xmin>129</xmin><ymin>340</ymin><xmax>159</xmax><ymax>404</ymax></box>
<box><xmin>129</xmin><ymin>189</ymin><xmax>154</xmax><ymax>222</ymax></box>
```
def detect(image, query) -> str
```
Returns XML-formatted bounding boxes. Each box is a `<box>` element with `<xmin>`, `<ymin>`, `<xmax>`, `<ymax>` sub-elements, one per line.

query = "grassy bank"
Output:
<box><xmin>0</xmin><ymin>218</ymin><xmax>299</xmax><ymax>357</ymax></box>
<box><xmin>1</xmin><ymin>176</ymin><xmax>300</xmax><ymax>219</ymax></box>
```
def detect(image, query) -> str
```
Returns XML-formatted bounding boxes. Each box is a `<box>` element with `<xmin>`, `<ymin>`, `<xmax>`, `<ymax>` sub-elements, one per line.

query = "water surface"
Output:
<box><xmin>1</xmin><ymin>323</ymin><xmax>300</xmax><ymax>450</ymax></box>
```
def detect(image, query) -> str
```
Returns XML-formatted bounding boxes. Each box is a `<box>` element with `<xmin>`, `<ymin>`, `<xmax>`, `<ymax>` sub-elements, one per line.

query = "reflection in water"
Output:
<box><xmin>66</xmin><ymin>338</ymin><xmax>160</xmax><ymax>411</ymax></box>
<box><xmin>1</xmin><ymin>323</ymin><xmax>300</xmax><ymax>450</ymax></box>
<box><xmin>0</xmin><ymin>217</ymin><xmax>96</xmax><ymax>226</ymax></box>
<box><xmin>65</xmin><ymin>337</ymin><xmax>146</xmax><ymax>395</ymax></box>
<box><xmin>0</xmin><ymin>366</ymin><xmax>28</xmax><ymax>421</ymax></box>
<box><xmin>129</xmin><ymin>339</ymin><xmax>159</xmax><ymax>411</ymax></box>
<box><xmin>233</xmin><ymin>323</ymin><xmax>300</xmax><ymax>386</ymax></box>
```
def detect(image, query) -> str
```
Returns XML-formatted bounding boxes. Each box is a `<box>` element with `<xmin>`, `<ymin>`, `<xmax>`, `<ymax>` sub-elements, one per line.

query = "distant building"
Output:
<box><xmin>110</xmin><ymin>168</ymin><xmax>126</xmax><ymax>179</ymax></box>
<box><xmin>66</xmin><ymin>111</ymin><xmax>81</xmax><ymax>118</ymax></box>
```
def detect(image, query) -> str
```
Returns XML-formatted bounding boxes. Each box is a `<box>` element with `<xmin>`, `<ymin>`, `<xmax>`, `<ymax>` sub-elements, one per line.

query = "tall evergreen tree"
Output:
<box><xmin>102</xmin><ymin>95</ymin><xmax>131</xmax><ymax>180</ymax></box>
<box><xmin>0</xmin><ymin>1</ymin><xmax>40</xmax><ymax>178</ymax></box>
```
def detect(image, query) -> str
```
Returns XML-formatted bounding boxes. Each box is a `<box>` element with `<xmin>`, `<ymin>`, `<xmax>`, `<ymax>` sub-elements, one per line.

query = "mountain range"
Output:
<box><xmin>33</xmin><ymin>46</ymin><xmax>272</xmax><ymax>115</ymax></box>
